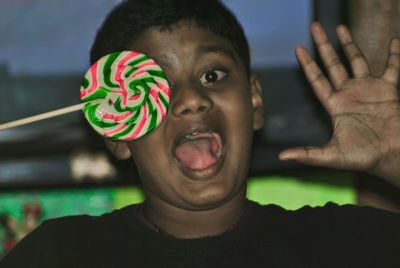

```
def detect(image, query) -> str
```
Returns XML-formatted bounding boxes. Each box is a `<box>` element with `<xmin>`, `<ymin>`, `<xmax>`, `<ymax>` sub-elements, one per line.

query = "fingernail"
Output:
<box><xmin>312</xmin><ymin>21</ymin><xmax>321</xmax><ymax>27</ymax></box>
<box><xmin>311</xmin><ymin>22</ymin><xmax>321</xmax><ymax>33</ymax></box>
<box><xmin>279</xmin><ymin>152</ymin><xmax>294</xmax><ymax>161</ymax></box>
<box><xmin>297</xmin><ymin>44</ymin><xmax>307</xmax><ymax>50</ymax></box>
<box><xmin>295</xmin><ymin>45</ymin><xmax>305</xmax><ymax>55</ymax></box>
<box><xmin>338</xmin><ymin>25</ymin><xmax>348</xmax><ymax>35</ymax></box>
<box><xmin>295</xmin><ymin>45</ymin><xmax>311</xmax><ymax>61</ymax></box>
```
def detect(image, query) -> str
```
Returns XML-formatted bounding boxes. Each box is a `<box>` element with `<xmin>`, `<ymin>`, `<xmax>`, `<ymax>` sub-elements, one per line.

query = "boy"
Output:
<box><xmin>2</xmin><ymin>0</ymin><xmax>400</xmax><ymax>267</ymax></box>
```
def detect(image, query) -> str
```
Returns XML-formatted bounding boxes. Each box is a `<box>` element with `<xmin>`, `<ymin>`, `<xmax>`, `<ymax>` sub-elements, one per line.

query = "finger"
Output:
<box><xmin>311</xmin><ymin>22</ymin><xmax>349</xmax><ymax>90</ymax></box>
<box><xmin>279</xmin><ymin>144</ymin><xmax>342</xmax><ymax>169</ymax></box>
<box><xmin>296</xmin><ymin>45</ymin><xmax>334</xmax><ymax>112</ymax></box>
<box><xmin>382</xmin><ymin>38</ymin><xmax>400</xmax><ymax>86</ymax></box>
<box><xmin>336</xmin><ymin>25</ymin><xmax>370</xmax><ymax>78</ymax></box>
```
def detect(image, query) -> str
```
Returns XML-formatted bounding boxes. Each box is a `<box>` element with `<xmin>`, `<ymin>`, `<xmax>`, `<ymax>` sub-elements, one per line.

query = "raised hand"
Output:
<box><xmin>279</xmin><ymin>22</ymin><xmax>400</xmax><ymax>187</ymax></box>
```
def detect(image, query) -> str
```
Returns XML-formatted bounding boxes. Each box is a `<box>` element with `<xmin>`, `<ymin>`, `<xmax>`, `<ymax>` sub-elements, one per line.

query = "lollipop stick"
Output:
<box><xmin>0</xmin><ymin>103</ymin><xmax>85</xmax><ymax>130</ymax></box>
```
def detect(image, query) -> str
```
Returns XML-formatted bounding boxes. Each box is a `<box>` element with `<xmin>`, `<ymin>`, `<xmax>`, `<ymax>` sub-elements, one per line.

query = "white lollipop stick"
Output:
<box><xmin>0</xmin><ymin>103</ymin><xmax>85</xmax><ymax>130</ymax></box>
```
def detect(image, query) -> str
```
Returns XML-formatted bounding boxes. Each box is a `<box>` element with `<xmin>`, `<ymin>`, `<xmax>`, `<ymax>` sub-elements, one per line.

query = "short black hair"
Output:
<box><xmin>90</xmin><ymin>0</ymin><xmax>251</xmax><ymax>75</ymax></box>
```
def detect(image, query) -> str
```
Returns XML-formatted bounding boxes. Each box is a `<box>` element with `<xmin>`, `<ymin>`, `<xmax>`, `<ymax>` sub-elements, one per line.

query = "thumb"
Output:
<box><xmin>279</xmin><ymin>144</ymin><xmax>341</xmax><ymax>169</ymax></box>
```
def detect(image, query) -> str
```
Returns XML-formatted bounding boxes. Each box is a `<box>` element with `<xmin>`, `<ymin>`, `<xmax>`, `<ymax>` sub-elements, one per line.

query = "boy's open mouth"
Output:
<box><xmin>174</xmin><ymin>131</ymin><xmax>223</xmax><ymax>171</ymax></box>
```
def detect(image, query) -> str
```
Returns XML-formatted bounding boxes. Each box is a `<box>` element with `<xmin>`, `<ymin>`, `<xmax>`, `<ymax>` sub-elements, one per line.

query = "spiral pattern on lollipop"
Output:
<box><xmin>80</xmin><ymin>51</ymin><xmax>170</xmax><ymax>140</ymax></box>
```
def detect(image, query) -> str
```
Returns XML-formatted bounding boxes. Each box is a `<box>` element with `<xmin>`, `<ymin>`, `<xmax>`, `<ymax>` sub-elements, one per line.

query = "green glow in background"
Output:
<box><xmin>0</xmin><ymin>173</ymin><xmax>356</xmax><ymax>220</ymax></box>
<box><xmin>0</xmin><ymin>172</ymin><xmax>355</xmax><ymax>257</ymax></box>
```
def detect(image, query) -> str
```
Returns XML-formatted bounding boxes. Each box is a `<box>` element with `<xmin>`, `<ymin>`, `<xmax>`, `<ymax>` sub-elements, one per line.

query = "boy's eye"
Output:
<box><xmin>200</xmin><ymin>70</ymin><xmax>226</xmax><ymax>84</ymax></box>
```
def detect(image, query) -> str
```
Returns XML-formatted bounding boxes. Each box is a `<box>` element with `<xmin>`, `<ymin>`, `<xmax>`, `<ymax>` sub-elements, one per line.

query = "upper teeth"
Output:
<box><xmin>185</xmin><ymin>131</ymin><xmax>213</xmax><ymax>140</ymax></box>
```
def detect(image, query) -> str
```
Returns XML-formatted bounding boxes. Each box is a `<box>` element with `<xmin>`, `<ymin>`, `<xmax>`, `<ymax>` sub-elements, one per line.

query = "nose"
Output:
<box><xmin>170</xmin><ymin>82</ymin><xmax>213</xmax><ymax>117</ymax></box>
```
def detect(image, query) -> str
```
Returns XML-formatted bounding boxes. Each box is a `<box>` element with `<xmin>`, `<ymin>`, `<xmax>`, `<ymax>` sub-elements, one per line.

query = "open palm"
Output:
<box><xmin>279</xmin><ymin>22</ymin><xmax>400</xmax><ymax>186</ymax></box>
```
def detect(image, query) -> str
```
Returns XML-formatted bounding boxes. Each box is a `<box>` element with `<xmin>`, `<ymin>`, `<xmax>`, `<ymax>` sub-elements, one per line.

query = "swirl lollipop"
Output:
<box><xmin>80</xmin><ymin>51</ymin><xmax>171</xmax><ymax>141</ymax></box>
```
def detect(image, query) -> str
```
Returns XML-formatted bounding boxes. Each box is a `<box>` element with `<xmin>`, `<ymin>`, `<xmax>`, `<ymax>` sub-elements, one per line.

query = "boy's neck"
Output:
<box><xmin>138</xmin><ymin>192</ymin><xmax>249</xmax><ymax>239</ymax></box>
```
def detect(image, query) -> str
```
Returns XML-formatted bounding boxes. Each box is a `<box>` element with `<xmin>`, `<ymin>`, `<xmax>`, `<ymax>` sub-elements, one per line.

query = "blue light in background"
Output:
<box><xmin>0</xmin><ymin>0</ymin><xmax>311</xmax><ymax>75</ymax></box>
<box><xmin>222</xmin><ymin>0</ymin><xmax>312</xmax><ymax>68</ymax></box>
<box><xmin>0</xmin><ymin>0</ymin><xmax>120</xmax><ymax>75</ymax></box>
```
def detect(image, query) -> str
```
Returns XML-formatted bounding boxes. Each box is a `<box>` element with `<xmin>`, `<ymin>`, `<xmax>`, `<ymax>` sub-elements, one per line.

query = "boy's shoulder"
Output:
<box><xmin>252</xmin><ymin>201</ymin><xmax>400</xmax><ymax>265</ymax></box>
<box><xmin>253</xmin><ymin>201</ymin><xmax>400</xmax><ymax>239</ymax></box>
<box><xmin>40</xmin><ymin>203</ymin><xmax>138</xmax><ymax>237</ymax></box>
<box><xmin>255</xmin><ymin>200</ymin><xmax>400</xmax><ymax>218</ymax></box>
<box><xmin>0</xmin><ymin>205</ymin><xmax>139</xmax><ymax>268</ymax></box>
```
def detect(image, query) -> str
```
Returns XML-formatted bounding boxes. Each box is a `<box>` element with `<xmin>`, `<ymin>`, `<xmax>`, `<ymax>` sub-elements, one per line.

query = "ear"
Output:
<box><xmin>250</xmin><ymin>72</ymin><xmax>264</xmax><ymax>130</ymax></box>
<box><xmin>104</xmin><ymin>139</ymin><xmax>132</xmax><ymax>160</ymax></box>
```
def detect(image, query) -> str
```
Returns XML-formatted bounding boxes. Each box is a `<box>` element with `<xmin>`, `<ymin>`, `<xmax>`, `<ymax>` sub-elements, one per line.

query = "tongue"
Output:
<box><xmin>175</xmin><ymin>137</ymin><xmax>219</xmax><ymax>170</ymax></box>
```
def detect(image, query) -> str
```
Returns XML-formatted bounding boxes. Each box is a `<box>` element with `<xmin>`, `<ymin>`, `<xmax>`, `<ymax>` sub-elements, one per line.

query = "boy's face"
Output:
<box><xmin>108</xmin><ymin>23</ymin><xmax>263</xmax><ymax>211</ymax></box>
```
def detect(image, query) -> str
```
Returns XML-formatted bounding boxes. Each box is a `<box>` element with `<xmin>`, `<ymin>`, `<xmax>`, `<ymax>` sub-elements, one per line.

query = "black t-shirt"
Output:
<box><xmin>1</xmin><ymin>201</ymin><xmax>400</xmax><ymax>267</ymax></box>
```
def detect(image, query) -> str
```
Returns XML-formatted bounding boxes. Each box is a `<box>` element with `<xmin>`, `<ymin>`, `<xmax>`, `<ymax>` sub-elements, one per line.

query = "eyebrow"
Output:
<box><xmin>150</xmin><ymin>45</ymin><xmax>239</xmax><ymax>68</ymax></box>
<box><xmin>197</xmin><ymin>46</ymin><xmax>239</xmax><ymax>63</ymax></box>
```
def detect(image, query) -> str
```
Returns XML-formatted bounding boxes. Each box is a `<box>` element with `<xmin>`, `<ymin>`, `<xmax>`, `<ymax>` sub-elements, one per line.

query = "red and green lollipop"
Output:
<box><xmin>80</xmin><ymin>51</ymin><xmax>171</xmax><ymax>140</ymax></box>
<box><xmin>0</xmin><ymin>51</ymin><xmax>170</xmax><ymax>140</ymax></box>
